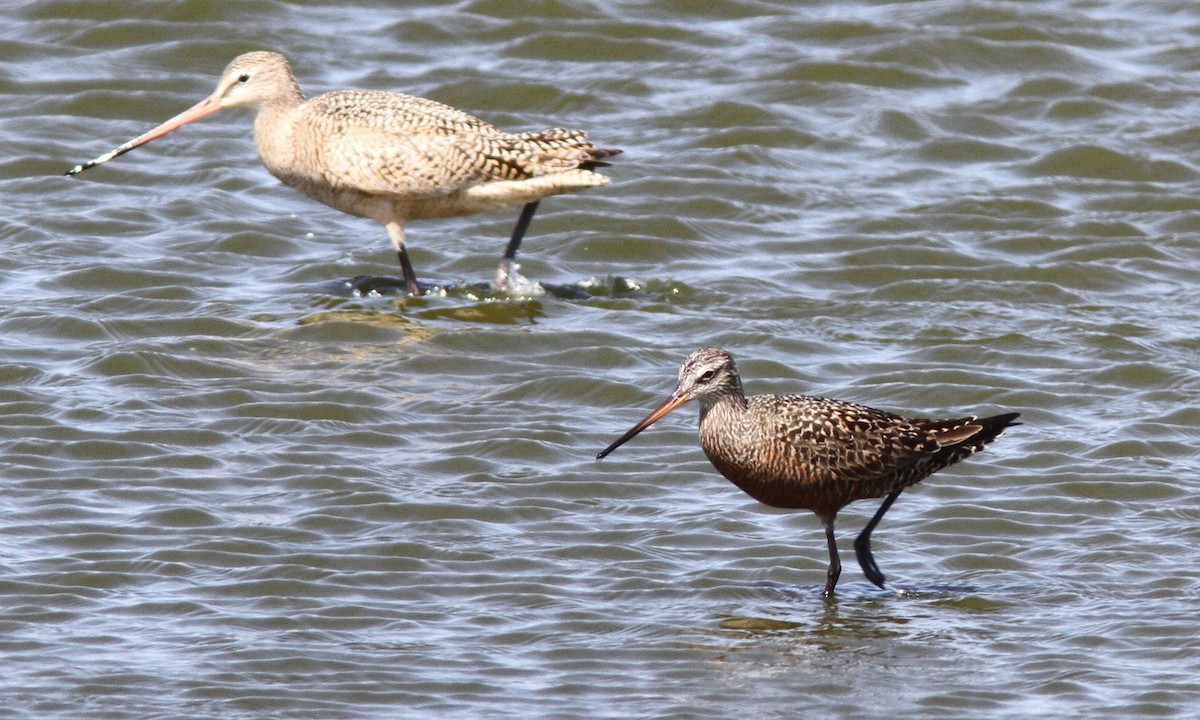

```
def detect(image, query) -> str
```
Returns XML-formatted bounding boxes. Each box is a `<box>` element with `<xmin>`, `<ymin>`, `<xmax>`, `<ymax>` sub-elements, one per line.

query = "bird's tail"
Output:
<box><xmin>514</xmin><ymin>128</ymin><xmax>622</xmax><ymax>169</ymax></box>
<box><xmin>923</xmin><ymin>411</ymin><xmax>1020</xmax><ymax>468</ymax></box>
<box><xmin>972</xmin><ymin>412</ymin><xmax>1022</xmax><ymax>446</ymax></box>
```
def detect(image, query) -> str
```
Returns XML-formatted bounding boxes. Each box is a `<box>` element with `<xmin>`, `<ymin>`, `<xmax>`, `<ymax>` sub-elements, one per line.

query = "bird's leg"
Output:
<box><xmin>854</xmin><ymin>490</ymin><xmax>902</xmax><ymax>590</ymax></box>
<box><xmin>493</xmin><ymin>200</ymin><xmax>539</xmax><ymax>291</ymax></box>
<box><xmin>396</xmin><ymin>247</ymin><xmax>422</xmax><ymax>297</ymax></box>
<box><xmin>822</xmin><ymin>515</ymin><xmax>841</xmax><ymax>598</ymax></box>
<box><xmin>385</xmin><ymin>221</ymin><xmax>422</xmax><ymax>296</ymax></box>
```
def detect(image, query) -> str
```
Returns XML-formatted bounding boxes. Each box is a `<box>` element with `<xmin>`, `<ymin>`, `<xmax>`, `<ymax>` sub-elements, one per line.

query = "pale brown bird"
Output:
<box><xmin>66</xmin><ymin>51</ymin><xmax>619</xmax><ymax>295</ymax></box>
<box><xmin>597</xmin><ymin>347</ymin><xmax>1019</xmax><ymax>597</ymax></box>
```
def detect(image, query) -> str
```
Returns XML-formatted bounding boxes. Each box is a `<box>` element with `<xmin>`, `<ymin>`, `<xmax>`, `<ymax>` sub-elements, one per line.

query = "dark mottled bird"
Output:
<box><xmin>67</xmin><ymin>51</ymin><xmax>619</xmax><ymax>296</ymax></box>
<box><xmin>597</xmin><ymin>347</ymin><xmax>1019</xmax><ymax>597</ymax></box>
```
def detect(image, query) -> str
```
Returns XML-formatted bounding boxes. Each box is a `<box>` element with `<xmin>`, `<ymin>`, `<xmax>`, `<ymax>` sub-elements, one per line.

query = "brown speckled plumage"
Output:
<box><xmin>67</xmin><ymin>51</ymin><xmax>619</xmax><ymax>295</ymax></box>
<box><xmin>597</xmin><ymin>347</ymin><xmax>1019</xmax><ymax>597</ymax></box>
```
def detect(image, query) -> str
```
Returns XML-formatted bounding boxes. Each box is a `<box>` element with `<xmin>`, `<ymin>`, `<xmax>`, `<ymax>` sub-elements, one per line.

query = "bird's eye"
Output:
<box><xmin>699</xmin><ymin>369</ymin><xmax>716</xmax><ymax>382</ymax></box>
<box><xmin>237</xmin><ymin>73</ymin><xmax>250</xmax><ymax>83</ymax></box>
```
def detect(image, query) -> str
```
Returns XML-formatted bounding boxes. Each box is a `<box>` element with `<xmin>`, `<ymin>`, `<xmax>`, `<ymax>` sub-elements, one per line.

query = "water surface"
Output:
<box><xmin>3</xmin><ymin>1</ymin><xmax>1200</xmax><ymax>717</ymax></box>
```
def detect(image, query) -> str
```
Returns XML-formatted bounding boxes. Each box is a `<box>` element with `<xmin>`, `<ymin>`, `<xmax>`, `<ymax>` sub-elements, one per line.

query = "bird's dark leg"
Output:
<box><xmin>854</xmin><ymin>490</ymin><xmax>902</xmax><ymax>590</ymax></box>
<box><xmin>396</xmin><ymin>246</ymin><xmax>422</xmax><ymax>297</ymax></box>
<box><xmin>822</xmin><ymin>515</ymin><xmax>841</xmax><ymax>598</ymax></box>
<box><xmin>493</xmin><ymin>200</ymin><xmax>539</xmax><ymax>291</ymax></box>
<box><xmin>385</xmin><ymin>221</ymin><xmax>422</xmax><ymax>296</ymax></box>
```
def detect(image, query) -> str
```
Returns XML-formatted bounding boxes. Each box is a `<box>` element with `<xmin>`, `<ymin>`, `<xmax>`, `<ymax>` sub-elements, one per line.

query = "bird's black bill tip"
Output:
<box><xmin>595</xmin><ymin>427</ymin><xmax>644</xmax><ymax>461</ymax></box>
<box><xmin>65</xmin><ymin>159</ymin><xmax>101</xmax><ymax>177</ymax></box>
<box><xmin>595</xmin><ymin>394</ymin><xmax>687</xmax><ymax>462</ymax></box>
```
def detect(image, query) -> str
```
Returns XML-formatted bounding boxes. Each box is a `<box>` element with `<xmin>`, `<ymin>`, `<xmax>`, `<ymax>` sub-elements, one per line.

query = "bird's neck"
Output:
<box><xmin>253</xmin><ymin>101</ymin><xmax>302</xmax><ymax>181</ymax></box>
<box><xmin>697</xmin><ymin>389</ymin><xmax>749</xmax><ymax>427</ymax></box>
<box><xmin>256</xmin><ymin>84</ymin><xmax>304</xmax><ymax>118</ymax></box>
<box><xmin>697</xmin><ymin>391</ymin><xmax>759</xmax><ymax>494</ymax></box>
<box><xmin>248</xmin><ymin>73</ymin><xmax>305</xmax><ymax>126</ymax></box>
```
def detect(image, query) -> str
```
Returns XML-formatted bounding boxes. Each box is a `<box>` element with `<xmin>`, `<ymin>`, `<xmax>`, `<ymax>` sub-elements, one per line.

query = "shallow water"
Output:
<box><xmin>3</xmin><ymin>0</ymin><xmax>1200</xmax><ymax>717</ymax></box>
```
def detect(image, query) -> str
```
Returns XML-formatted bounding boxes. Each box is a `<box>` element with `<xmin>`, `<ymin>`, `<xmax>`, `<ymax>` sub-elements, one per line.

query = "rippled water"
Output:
<box><xmin>4</xmin><ymin>0</ymin><xmax>1200</xmax><ymax>717</ymax></box>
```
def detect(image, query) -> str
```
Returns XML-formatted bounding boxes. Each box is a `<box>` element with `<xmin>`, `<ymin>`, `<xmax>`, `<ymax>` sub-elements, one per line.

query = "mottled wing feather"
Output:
<box><xmin>323</xmin><ymin>128</ymin><xmax>488</xmax><ymax>197</ymax></box>
<box><xmin>766</xmin><ymin>396</ymin><xmax>941</xmax><ymax>485</ymax></box>
<box><xmin>306</xmin><ymin>91</ymin><xmax>606</xmax><ymax>198</ymax></box>
<box><xmin>311</xmin><ymin>90</ymin><xmax>501</xmax><ymax>134</ymax></box>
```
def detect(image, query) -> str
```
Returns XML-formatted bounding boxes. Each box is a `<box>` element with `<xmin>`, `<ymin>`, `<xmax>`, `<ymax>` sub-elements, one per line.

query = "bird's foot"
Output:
<box><xmin>491</xmin><ymin>259</ymin><xmax>515</xmax><ymax>292</ymax></box>
<box><xmin>491</xmin><ymin>260</ymin><xmax>543</xmax><ymax>297</ymax></box>
<box><xmin>822</xmin><ymin>564</ymin><xmax>842</xmax><ymax>598</ymax></box>
<box><xmin>854</xmin><ymin>535</ymin><xmax>888</xmax><ymax>590</ymax></box>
